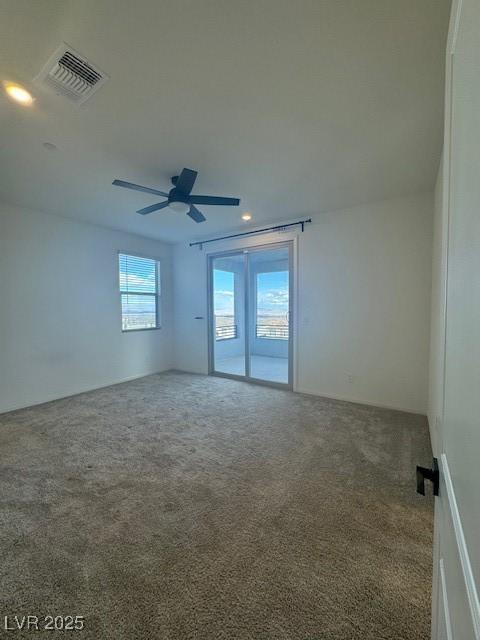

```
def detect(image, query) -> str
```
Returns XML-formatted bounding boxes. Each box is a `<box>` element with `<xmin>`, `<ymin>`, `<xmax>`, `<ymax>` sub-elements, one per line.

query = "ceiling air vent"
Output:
<box><xmin>34</xmin><ymin>43</ymin><xmax>109</xmax><ymax>105</ymax></box>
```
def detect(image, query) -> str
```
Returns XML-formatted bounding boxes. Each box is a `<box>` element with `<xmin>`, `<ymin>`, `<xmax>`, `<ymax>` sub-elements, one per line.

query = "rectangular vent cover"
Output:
<box><xmin>35</xmin><ymin>43</ymin><xmax>109</xmax><ymax>105</ymax></box>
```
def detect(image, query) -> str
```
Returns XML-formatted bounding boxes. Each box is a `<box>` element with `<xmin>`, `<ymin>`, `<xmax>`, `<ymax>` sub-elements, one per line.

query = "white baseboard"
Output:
<box><xmin>295</xmin><ymin>386</ymin><xmax>426</xmax><ymax>416</ymax></box>
<box><xmin>172</xmin><ymin>366</ymin><xmax>209</xmax><ymax>376</ymax></box>
<box><xmin>171</xmin><ymin>370</ymin><xmax>427</xmax><ymax>415</ymax></box>
<box><xmin>2</xmin><ymin>369</ymin><xmax>426</xmax><ymax>418</ymax></box>
<box><xmin>0</xmin><ymin>368</ymin><xmax>173</xmax><ymax>415</ymax></box>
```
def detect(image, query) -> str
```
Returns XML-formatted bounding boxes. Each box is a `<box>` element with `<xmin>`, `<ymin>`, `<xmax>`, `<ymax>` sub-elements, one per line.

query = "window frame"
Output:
<box><xmin>118</xmin><ymin>251</ymin><xmax>161</xmax><ymax>333</ymax></box>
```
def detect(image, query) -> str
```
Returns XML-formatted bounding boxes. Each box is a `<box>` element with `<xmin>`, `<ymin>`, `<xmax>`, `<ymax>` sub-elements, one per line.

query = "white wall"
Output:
<box><xmin>173</xmin><ymin>192</ymin><xmax>433</xmax><ymax>414</ymax></box>
<box><xmin>428</xmin><ymin>156</ymin><xmax>446</xmax><ymax>452</ymax></box>
<box><xmin>0</xmin><ymin>201</ymin><xmax>173</xmax><ymax>413</ymax></box>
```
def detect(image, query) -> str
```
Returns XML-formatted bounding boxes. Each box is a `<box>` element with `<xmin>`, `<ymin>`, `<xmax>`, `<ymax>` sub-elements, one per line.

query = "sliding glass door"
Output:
<box><xmin>211</xmin><ymin>253</ymin><xmax>246</xmax><ymax>377</ymax></box>
<box><xmin>209</xmin><ymin>242</ymin><xmax>292</xmax><ymax>388</ymax></box>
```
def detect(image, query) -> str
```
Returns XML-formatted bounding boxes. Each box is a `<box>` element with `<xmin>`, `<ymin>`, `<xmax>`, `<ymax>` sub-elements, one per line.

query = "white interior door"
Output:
<box><xmin>431</xmin><ymin>1</ymin><xmax>480</xmax><ymax>637</ymax></box>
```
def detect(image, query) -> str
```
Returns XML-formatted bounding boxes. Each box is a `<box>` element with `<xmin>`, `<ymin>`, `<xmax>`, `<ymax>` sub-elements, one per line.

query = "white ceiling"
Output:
<box><xmin>0</xmin><ymin>0</ymin><xmax>450</xmax><ymax>244</ymax></box>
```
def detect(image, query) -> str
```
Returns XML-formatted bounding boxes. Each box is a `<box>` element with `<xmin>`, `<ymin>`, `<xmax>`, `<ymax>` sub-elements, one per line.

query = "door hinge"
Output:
<box><xmin>416</xmin><ymin>457</ymin><xmax>439</xmax><ymax>496</ymax></box>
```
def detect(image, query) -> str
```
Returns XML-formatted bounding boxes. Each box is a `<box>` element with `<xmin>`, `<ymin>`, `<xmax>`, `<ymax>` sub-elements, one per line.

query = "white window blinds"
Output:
<box><xmin>119</xmin><ymin>253</ymin><xmax>160</xmax><ymax>331</ymax></box>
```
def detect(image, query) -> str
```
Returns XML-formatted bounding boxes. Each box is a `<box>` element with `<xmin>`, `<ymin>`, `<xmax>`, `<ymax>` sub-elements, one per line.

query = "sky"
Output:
<box><xmin>214</xmin><ymin>269</ymin><xmax>288</xmax><ymax>316</ymax></box>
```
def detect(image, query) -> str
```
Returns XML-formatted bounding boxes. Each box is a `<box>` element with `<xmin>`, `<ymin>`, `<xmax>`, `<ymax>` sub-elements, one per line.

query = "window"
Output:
<box><xmin>119</xmin><ymin>253</ymin><xmax>160</xmax><ymax>331</ymax></box>
<box><xmin>255</xmin><ymin>271</ymin><xmax>289</xmax><ymax>339</ymax></box>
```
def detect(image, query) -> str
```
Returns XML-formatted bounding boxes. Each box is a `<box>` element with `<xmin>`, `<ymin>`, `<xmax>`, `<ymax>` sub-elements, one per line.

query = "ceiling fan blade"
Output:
<box><xmin>137</xmin><ymin>201</ymin><xmax>169</xmax><ymax>215</ymax></box>
<box><xmin>113</xmin><ymin>179</ymin><xmax>168</xmax><ymax>197</ymax></box>
<box><xmin>187</xmin><ymin>205</ymin><xmax>206</xmax><ymax>223</ymax></box>
<box><xmin>188</xmin><ymin>195</ymin><xmax>240</xmax><ymax>206</ymax></box>
<box><xmin>175</xmin><ymin>168</ymin><xmax>198</xmax><ymax>195</ymax></box>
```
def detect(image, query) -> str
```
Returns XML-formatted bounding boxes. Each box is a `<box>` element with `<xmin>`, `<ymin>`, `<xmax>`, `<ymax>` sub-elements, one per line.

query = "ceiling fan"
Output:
<box><xmin>112</xmin><ymin>168</ymin><xmax>240</xmax><ymax>223</ymax></box>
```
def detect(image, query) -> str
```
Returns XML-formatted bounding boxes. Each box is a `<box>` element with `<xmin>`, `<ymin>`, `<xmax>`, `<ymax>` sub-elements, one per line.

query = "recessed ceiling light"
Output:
<box><xmin>4</xmin><ymin>83</ymin><xmax>34</xmax><ymax>106</ymax></box>
<box><xmin>241</xmin><ymin>212</ymin><xmax>252</xmax><ymax>221</ymax></box>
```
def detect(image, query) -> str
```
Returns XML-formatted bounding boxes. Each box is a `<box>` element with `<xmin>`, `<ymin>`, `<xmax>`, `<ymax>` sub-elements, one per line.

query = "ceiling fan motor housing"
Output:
<box><xmin>168</xmin><ymin>187</ymin><xmax>187</xmax><ymax>203</ymax></box>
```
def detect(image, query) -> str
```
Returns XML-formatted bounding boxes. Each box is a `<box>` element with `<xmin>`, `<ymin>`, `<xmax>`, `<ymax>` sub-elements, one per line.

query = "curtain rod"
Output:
<box><xmin>189</xmin><ymin>218</ymin><xmax>312</xmax><ymax>249</ymax></box>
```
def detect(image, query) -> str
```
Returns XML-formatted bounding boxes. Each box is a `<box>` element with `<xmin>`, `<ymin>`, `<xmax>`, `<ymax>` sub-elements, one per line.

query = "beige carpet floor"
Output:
<box><xmin>0</xmin><ymin>371</ymin><xmax>433</xmax><ymax>639</ymax></box>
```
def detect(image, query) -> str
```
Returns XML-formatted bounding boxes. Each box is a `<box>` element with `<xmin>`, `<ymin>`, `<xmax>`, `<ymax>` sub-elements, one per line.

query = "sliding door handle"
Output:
<box><xmin>416</xmin><ymin>458</ymin><xmax>439</xmax><ymax>496</ymax></box>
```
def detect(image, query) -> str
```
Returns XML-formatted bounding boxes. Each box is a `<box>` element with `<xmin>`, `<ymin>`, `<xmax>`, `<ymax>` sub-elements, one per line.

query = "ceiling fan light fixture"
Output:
<box><xmin>168</xmin><ymin>201</ymin><xmax>190</xmax><ymax>215</ymax></box>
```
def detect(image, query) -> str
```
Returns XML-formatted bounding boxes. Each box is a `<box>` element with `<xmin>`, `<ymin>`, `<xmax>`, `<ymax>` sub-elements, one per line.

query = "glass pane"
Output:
<box><xmin>119</xmin><ymin>254</ymin><xmax>157</xmax><ymax>294</ymax></box>
<box><xmin>249</xmin><ymin>247</ymin><xmax>289</xmax><ymax>384</ymax></box>
<box><xmin>256</xmin><ymin>271</ymin><xmax>289</xmax><ymax>339</ymax></box>
<box><xmin>121</xmin><ymin>294</ymin><xmax>157</xmax><ymax>330</ymax></box>
<box><xmin>214</xmin><ymin>270</ymin><xmax>236</xmax><ymax>340</ymax></box>
<box><xmin>212</xmin><ymin>254</ymin><xmax>245</xmax><ymax>376</ymax></box>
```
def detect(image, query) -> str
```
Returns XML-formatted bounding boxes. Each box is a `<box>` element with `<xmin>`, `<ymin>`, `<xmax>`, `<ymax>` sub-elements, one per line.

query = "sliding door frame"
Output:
<box><xmin>207</xmin><ymin>240</ymin><xmax>294</xmax><ymax>390</ymax></box>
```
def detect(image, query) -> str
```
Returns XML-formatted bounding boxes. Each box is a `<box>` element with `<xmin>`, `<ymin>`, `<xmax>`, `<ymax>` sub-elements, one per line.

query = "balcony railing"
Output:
<box><xmin>256</xmin><ymin>324</ymin><xmax>289</xmax><ymax>340</ymax></box>
<box><xmin>215</xmin><ymin>317</ymin><xmax>288</xmax><ymax>340</ymax></box>
<box><xmin>216</xmin><ymin>324</ymin><xmax>238</xmax><ymax>340</ymax></box>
